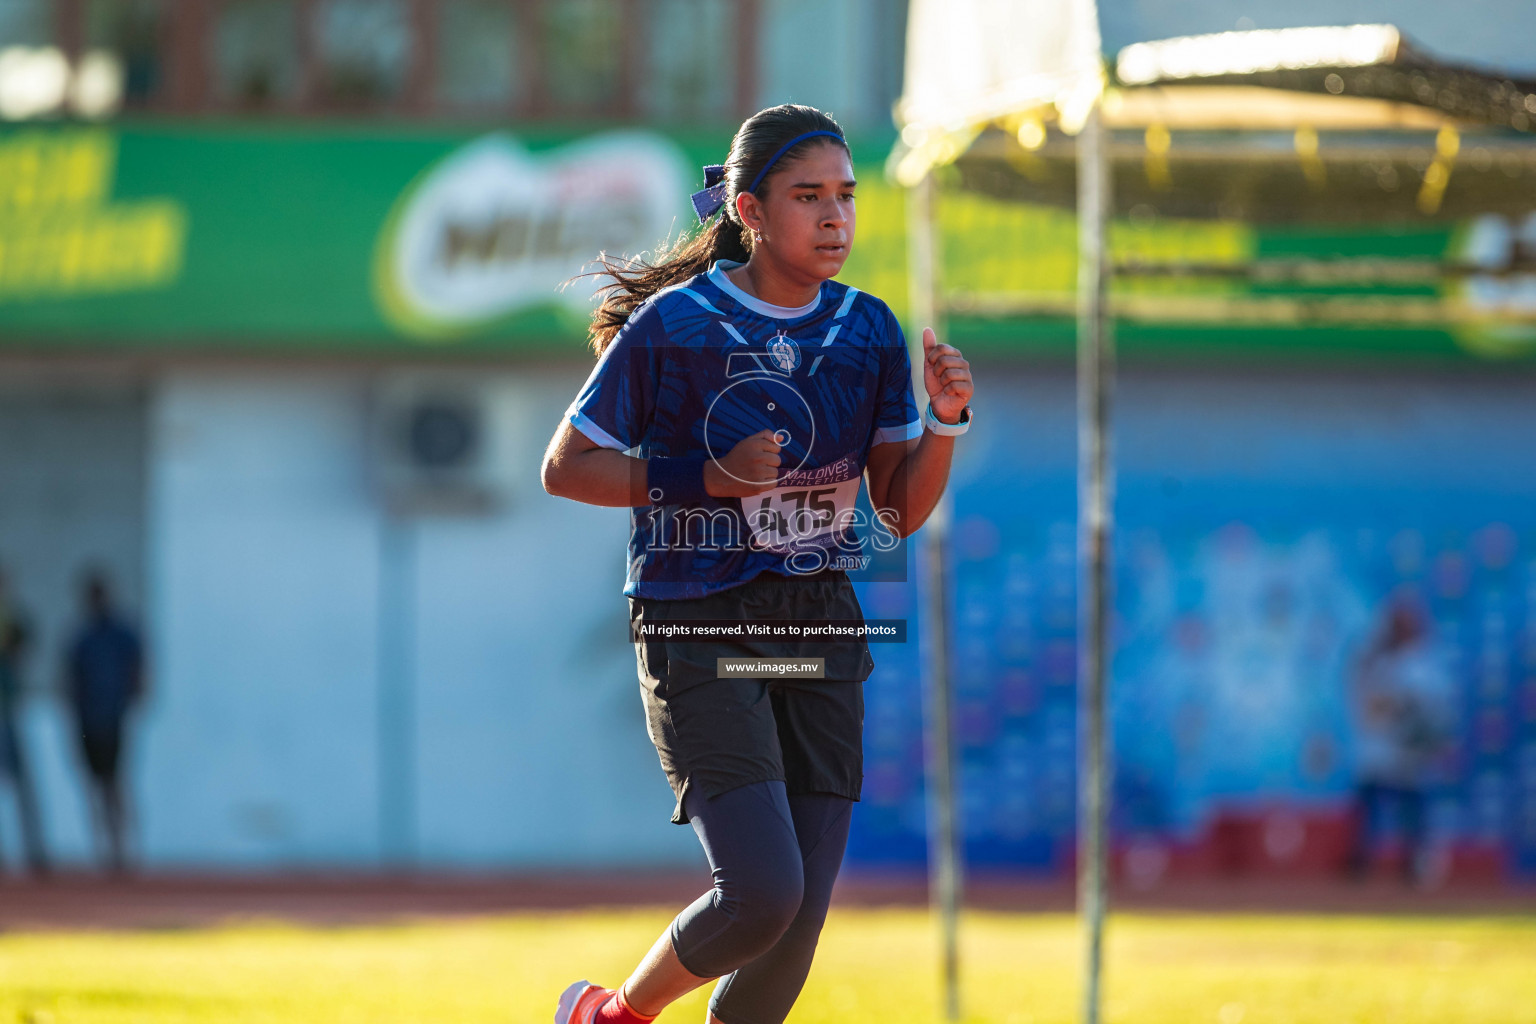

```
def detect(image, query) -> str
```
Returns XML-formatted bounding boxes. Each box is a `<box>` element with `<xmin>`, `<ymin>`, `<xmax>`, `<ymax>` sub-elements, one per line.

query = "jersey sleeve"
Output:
<box><xmin>564</xmin><ymin>302</ymin><xmax>664</xmax><ymax>451</ymax></box>
<box><xmin>870</xmin><ymin>307</ymin><xmax>923</xmax><ymax>447</ymax></box>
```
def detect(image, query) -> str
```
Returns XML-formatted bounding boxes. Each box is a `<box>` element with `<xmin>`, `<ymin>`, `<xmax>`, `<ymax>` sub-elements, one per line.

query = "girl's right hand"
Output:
<box><xmin>704</xmin><ymin>429</ymin><xmax>782</xmax><ymax>497</ymax></box>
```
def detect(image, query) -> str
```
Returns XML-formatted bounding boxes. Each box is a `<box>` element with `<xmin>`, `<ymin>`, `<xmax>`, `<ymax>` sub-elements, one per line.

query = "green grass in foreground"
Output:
<box><xmin>0</xmin><ymin>909</ymin><xmax>1533</xmax><ymax>1024</ymax></box>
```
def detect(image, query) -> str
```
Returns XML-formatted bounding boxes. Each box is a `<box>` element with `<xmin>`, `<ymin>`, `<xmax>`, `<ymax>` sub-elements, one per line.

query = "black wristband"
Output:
<box><xmin>646</xmin><ymin>456</ymin><xmax>711</xmax><ymax>505</ymax></box>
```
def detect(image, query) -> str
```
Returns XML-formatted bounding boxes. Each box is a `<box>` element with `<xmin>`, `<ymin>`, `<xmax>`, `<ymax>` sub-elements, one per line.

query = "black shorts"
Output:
<box><xmin>79</xmin><ymin>726</ymin><xmax>122</xmax><ymax>783</ymax></box>
<box><xmin>630</xmin><ymin>569</ymin><xmax>874</xmax><ymax>824</ymax></box>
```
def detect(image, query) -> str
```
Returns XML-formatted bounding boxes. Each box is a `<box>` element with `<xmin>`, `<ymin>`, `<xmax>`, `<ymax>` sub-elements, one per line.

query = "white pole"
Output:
<box><xmin>379</xmin><ymin>513</ymin><xmax>416</xmax><ymax>868</ymax></box>
<box><xmin>907</xmin><ymin>168</ymin><xmax>963</xmax><ymax>1022</ymax></box>
<box><xmin>1075</xmin><ymin>98</ymin><xmax>1114</xmax><ymax>1024</ymax></box>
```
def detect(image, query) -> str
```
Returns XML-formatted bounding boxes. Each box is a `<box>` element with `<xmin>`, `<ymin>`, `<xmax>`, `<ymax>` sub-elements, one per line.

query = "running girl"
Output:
<box><xmin>541</xmin><ymin>103</ymin><xmax>973</xmax><ymax>1024</ymax></box>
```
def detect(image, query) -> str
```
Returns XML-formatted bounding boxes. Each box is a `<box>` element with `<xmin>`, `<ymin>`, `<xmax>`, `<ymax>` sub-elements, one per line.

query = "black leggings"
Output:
<box><xmin>669</xmin><ymin>780</ymin><xmax>852</xmax><ymax>1024</ymax></box>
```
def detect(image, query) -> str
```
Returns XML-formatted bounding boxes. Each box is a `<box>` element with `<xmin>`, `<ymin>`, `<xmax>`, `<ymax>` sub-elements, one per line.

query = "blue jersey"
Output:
<box><xmin>566</xmin><ymin>260</ymin><xmax>921</xmax><ymax>599</ymax></box>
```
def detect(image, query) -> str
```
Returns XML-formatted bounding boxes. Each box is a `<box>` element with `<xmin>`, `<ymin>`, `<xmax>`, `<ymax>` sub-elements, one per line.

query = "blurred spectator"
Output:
<box><xmin>66</xmin><ymin>569</ymin><xmax>146</xmax><ymax>876</ymax></box>
<box><xmin>1344</xmin><ymin>596</ymin><xmax>1453</xmax><ymax>885</ymax></box>
<box><xmin>0</xmin><ymin>566</ymin><xmax>48</xmax><ymax>876</ymax></box>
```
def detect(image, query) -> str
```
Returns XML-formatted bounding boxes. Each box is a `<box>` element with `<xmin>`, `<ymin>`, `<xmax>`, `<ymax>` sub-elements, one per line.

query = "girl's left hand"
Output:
<box><xmin>922</xmin><ymin>327</ymin><xmax>973</xmax><ymax>424</ymax></box>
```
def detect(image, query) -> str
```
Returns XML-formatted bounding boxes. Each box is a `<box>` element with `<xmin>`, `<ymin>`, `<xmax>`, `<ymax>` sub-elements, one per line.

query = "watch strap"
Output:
<box><xmin>924</xmin><ymin>402</ymin><xmax>972</xmax><ymax>436</ymax></box>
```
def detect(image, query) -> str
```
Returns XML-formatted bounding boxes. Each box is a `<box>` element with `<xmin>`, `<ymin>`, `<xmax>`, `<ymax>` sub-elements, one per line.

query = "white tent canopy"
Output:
<box><xmin>893</xmin><ymin>0</ymin><xmax>1104</xmax><ymax>184</ymax></box>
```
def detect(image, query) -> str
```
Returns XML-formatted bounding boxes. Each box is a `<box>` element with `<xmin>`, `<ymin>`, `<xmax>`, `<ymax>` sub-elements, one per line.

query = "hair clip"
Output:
<box><xmin>690</xmin><ymin>164</ymin><xmax>729</xmax><ymax>223</ymax></box>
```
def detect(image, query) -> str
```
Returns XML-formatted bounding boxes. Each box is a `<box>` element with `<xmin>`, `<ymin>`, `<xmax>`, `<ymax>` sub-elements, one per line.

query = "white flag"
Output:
<box><xmin>894</xmin><ymin>0</ymin><xmax>1103</xmax><ymax>183</ymax></box>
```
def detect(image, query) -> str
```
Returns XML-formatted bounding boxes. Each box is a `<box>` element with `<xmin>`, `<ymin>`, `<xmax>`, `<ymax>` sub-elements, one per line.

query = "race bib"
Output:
<box><xmin>744</xmin><ymin>468</ymin><xmax>862</xmax><ymax>553</ymax></box>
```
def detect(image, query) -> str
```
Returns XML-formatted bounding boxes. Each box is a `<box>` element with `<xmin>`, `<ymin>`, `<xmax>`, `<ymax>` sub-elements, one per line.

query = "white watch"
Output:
<box><xmin>924</xmin><ymin>402</ymin><xmax>972</xmax><ymax>436</ymax></box>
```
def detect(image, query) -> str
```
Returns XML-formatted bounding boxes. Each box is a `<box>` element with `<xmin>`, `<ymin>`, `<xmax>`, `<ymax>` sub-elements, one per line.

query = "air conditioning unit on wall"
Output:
<box><xmin>371</xmin><ymin>373</ymin><xmax>511</xmax><ymax>516</ymax></box>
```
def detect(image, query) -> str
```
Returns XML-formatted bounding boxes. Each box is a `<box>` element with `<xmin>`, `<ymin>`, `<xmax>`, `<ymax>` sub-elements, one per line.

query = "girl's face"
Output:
<box><xmin>739</xmin><ymin>141</ymin><xmax>856</xmax><ymax>282</ymax></box>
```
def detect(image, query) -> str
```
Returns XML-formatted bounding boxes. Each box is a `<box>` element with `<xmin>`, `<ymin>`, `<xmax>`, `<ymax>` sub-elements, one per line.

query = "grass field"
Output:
<box><xmin>1</xmin><ymin>907</ymin><xmax>1533</xmax><ymax>1024</ymax></box>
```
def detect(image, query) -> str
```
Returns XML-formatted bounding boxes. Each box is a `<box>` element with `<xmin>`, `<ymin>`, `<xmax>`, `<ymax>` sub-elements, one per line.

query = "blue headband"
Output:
<box><xmin>687</xmin><ymin>130</ymin><xmax>846</xmax><ymax>224</ymax></box>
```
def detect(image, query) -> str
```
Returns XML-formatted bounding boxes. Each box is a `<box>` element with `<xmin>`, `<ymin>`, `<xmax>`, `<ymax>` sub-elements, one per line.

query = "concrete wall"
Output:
<box><xmin>138</xmin><ymin>365</ymin><xmax>700</xmax><ymax>870</ymax></box>
<box><xmin>9</xmin><ymin>357</ymin><xmax>1536</xmax><ymax>876</ymax></box>
<box><xmin>0</xmin><ymin>367</ymin><xmax>147</xmax><ymax>870</ymax></box>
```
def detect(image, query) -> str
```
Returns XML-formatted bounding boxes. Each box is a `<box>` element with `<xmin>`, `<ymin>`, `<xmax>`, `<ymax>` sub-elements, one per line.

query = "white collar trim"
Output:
<box><xmin>708</xmin><ymin>261</ymin><xmax>822</xmax><ymax>320</ymax></box>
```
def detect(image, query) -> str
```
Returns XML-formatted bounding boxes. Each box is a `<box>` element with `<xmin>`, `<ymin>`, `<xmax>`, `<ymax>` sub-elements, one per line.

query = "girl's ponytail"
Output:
<box><xmin>586</xmin><ymin>215</ymin><xmax>751</xmax><ymax>355</ymax></box>
<box><xmin>584</xmin><ymin>104</ymin><xmax>847</xmax><ymax>356</ymax></box>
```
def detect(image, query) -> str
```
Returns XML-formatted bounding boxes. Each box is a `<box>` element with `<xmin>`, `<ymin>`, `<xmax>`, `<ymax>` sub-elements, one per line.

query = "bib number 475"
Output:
<box><xmin>746</xmin><ymin>477</ymin><xmax>860</xmax><ymax>551</ymax></box>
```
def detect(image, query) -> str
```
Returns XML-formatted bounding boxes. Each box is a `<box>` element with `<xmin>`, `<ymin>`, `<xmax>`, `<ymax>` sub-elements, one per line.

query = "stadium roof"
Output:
<box><xmin>895</xmin><ymin>23</ymin><xmax>1536</xmax><ymax>223</ymax></box>
<box><xmin>1114</xmin><ymin>25</ymin><xmax>1536</xmax><ymax>133</ymax></box>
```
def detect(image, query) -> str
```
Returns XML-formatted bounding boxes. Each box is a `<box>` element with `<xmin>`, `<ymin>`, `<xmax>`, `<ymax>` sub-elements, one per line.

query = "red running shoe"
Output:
<box><xmin>554</xmin><ymin>981</ymin><xmax>613</xmax><ymax>1024</ymax></box>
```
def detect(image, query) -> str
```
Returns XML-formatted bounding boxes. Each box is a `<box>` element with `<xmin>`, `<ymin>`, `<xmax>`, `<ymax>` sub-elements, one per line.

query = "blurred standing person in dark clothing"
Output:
<box><xmin>1345</xmin><ymin>596</ymin><xmax>1452</xmax><ymax>886</ymax></box>
<box><xmin>0</xmin><ymin>567</ymin><xmax>49</xmax><ymax>875</ymax></box>
<box><xmin>67</xmin><ymin>570</ymin><xmax>145</xmax><ymax>876</ymax></box>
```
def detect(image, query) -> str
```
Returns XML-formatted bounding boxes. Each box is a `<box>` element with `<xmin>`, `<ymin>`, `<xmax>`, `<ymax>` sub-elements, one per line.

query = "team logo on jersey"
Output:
<box><xmin>767</xmin><ymin>331</ymin><xmax>801</xmax><ymax>373</ymax></box>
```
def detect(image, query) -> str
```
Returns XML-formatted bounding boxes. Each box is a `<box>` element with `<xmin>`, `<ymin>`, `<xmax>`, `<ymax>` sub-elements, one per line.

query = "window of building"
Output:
<box><xmin>0</xmin><ymin>0</ymin><xmax>788</xmax><ymax>122</ymax></box>
<box><xmin>543</xmin><ymin>0</ymin><xmax>624</xmax><ymax>114</ymax></box>
<box><xmin>436</xmin><ymin>0</ymin><xmax>521</xmax><ymax>110</ymax></box>
<box><xmin>313</xmin><ymin>0</ymin><xmax>412</xmax><ymax>107</ymax></box>
<box><xmin>755</xmin><ymin>0</ymin><xmax>908</xmax><ymax>131</ymax></box>
<box><xmin>213</xmin><ymin>0</ymin><xmax>301</xmax><ymax>108</ymax></box>
<box><xmin>0</xmin><ymin>0</ymin><xmax>51</xmax><ymax>46</ymax></box>
<box><xmin>86</xmin><ymin>0</ymin><xmax>163</xmax><ymax>106</ymax></box>
<box><xmin>639</xmin><ymin>0</ymin><xmax>735</xmax><ymax>123</ymax></box>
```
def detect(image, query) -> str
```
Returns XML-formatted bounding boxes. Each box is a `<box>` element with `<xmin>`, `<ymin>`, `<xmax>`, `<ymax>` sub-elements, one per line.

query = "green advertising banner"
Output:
<box><xmin>0</xmin><ymin>121</ymin><xmax>1532</xmax><ymax>360</ymax></box>
<box><xmin>0</xmin><ymin>123</ymin><xmax>734</xmax><ymax>353</ymax></box>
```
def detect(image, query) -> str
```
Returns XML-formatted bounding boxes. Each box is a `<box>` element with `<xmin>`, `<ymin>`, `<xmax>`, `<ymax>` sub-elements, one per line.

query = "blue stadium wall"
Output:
<box><xmin>845</xmin><ymin>361</ymin><xmax>1536</xmax><ymax>881</ymax></box>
